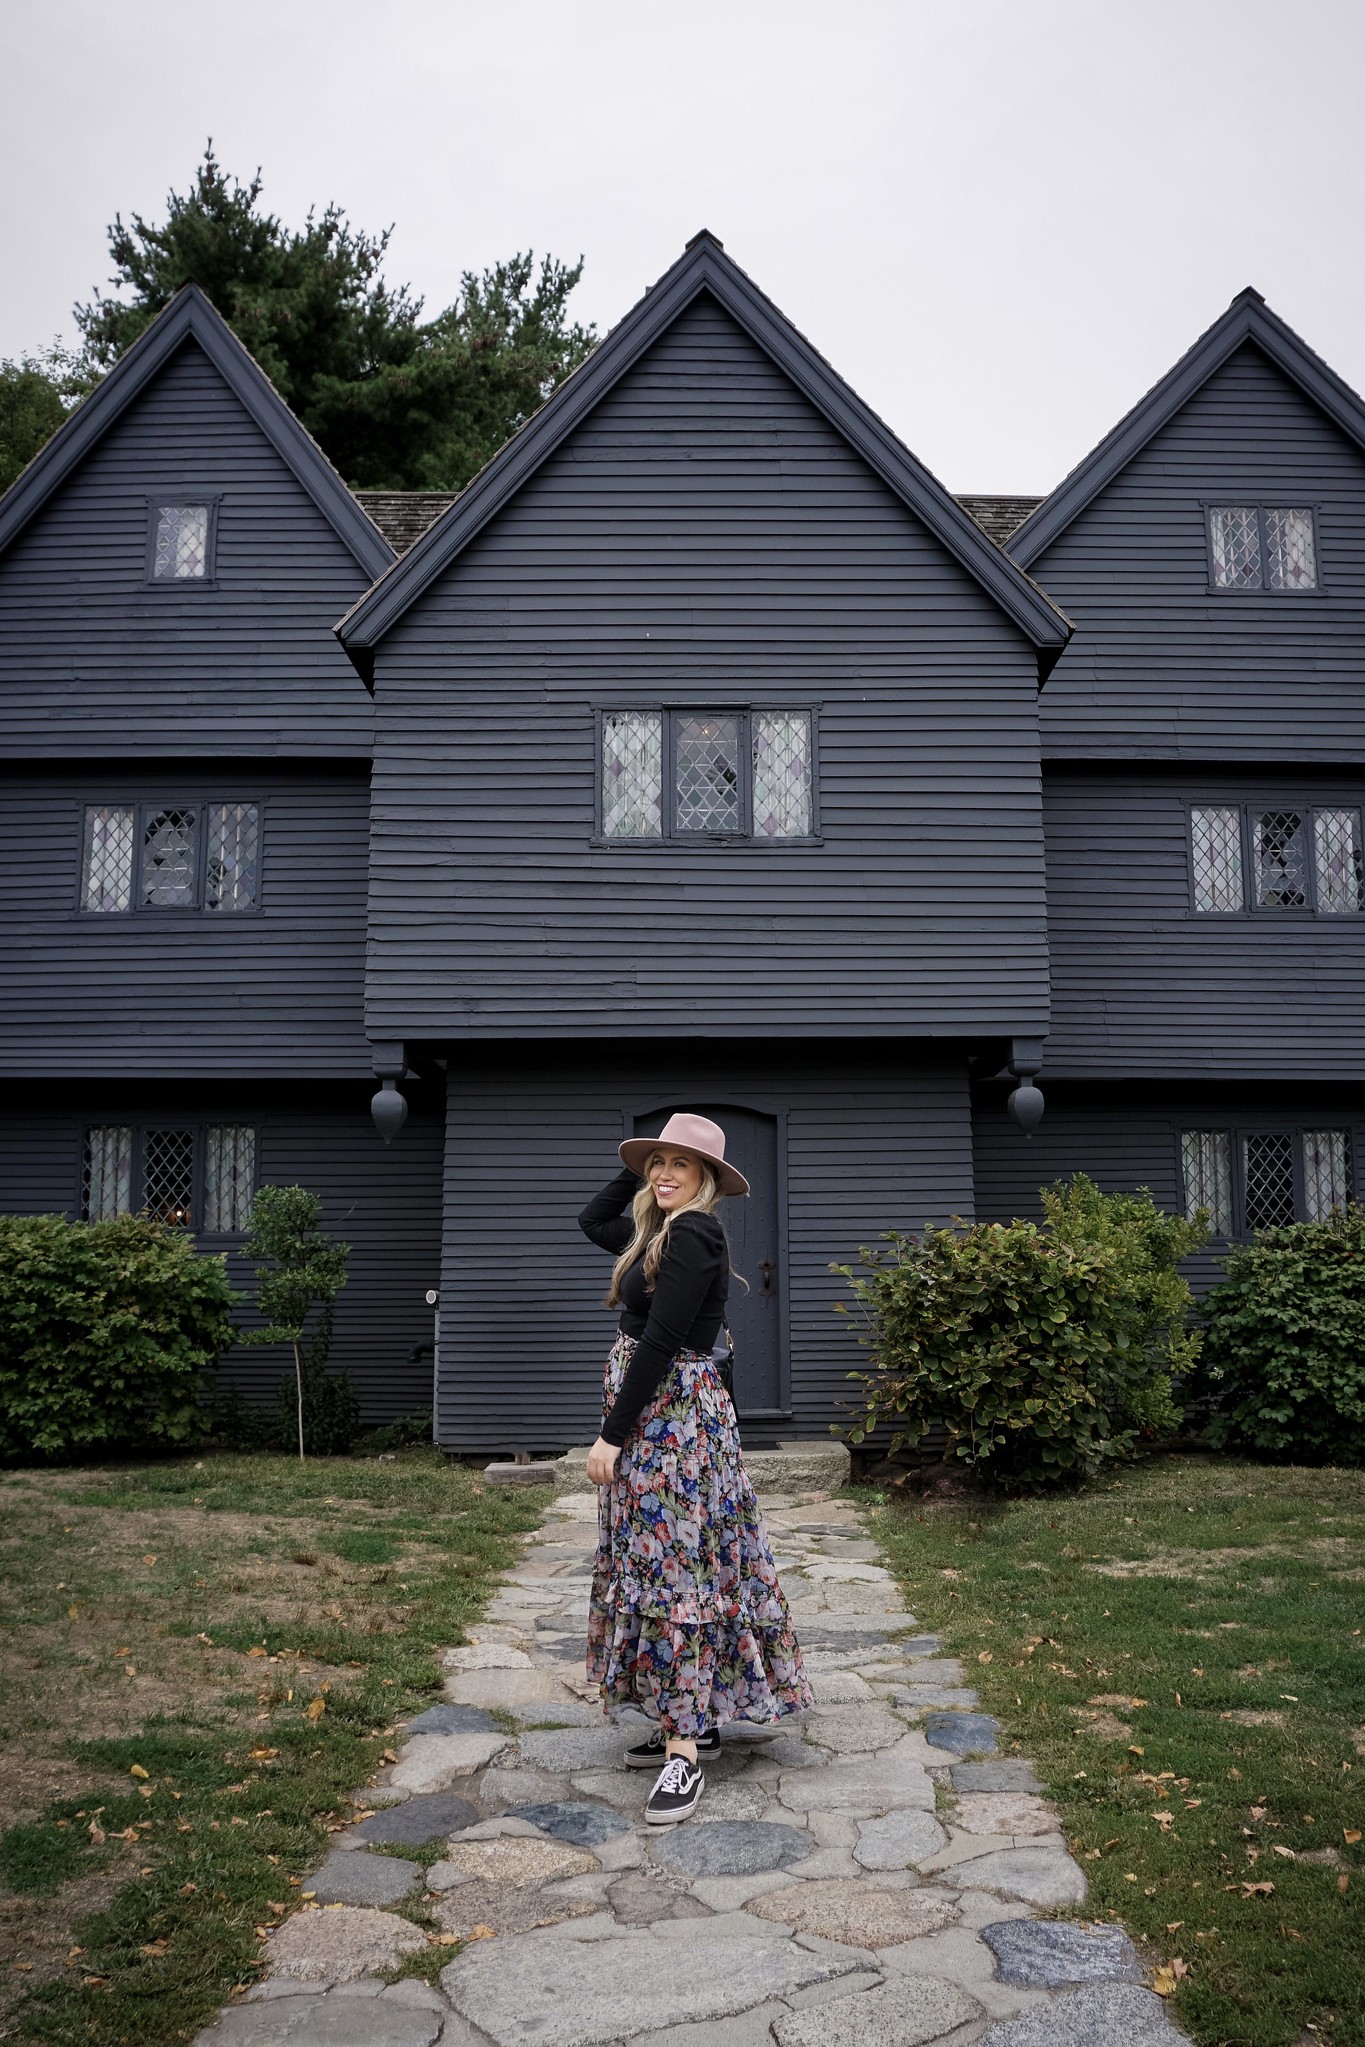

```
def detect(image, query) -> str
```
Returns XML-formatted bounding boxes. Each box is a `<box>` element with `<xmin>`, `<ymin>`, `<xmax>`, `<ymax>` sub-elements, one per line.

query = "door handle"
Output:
<box><xmin>758</xmin><ymin>1259</ymin><xmax>775</xmax><ymax>1295</ymax></box>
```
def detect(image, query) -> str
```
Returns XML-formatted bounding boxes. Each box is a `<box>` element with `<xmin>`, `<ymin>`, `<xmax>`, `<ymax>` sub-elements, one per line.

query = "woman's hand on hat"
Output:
<box><xmin>587</xmin><ymin>1436</ymin><xmax>621</xmax><ymax>1486</ymax></box>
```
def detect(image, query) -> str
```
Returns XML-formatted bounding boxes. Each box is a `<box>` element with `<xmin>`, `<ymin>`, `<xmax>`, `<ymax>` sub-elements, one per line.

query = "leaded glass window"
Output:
<box><xmin>1208</xmin><ymin>505</ymin><xmax>1319</xmax><ymax>592</ymax></box>
<box><xmin>82</xmin><ymin>806</ymin><xmax>135</xmax><ymax>912</ymax></box>
<box><xmin>1253</xmin><ymin>810</ymin><xmax>1307</xmax><ymax>909</ymax></box>
<box><xmin>601</xmin><ymin>713</ymin><xmax>663</xmax><ymax>838</ymax></box>
<box><xmin>1181</xmin><ymin>1130</ymin><xmax>1233</xmax><ymax>1234</ymax></box>
<box><xmin>82</xmin><ymin>1126</ymin><xmax>133</xmax><ymax>1221</ymax></box>
<box><xmin>141</xmin><ymin>1128</ymin><xmax>196</xmax><ymax>1227</ymax></box>
<box><xmin>204</xmin><ymin>1125</ymin><xmax>256</xmax><ymax>1232</ymax></box>
<box><xmin>674</xmin><ymin>714</ymin><xmax>742</xmax><ymax>834</ymax></box>
<box><xmin>141</xmin><ymin>808</ymin><xmax>198</xmax><ymax>907</ymax></box>
<box><xmin>153</xmin><ymin>504</ymin><xmax>210</xmax><ymax>580</ymax></box>
<box><xmin>1313</xmin><ymin>809</ymin><xmax>1363</xmax><ymax>914</ymax></box>
<box><xmin>1190</xmin><ymin>807</ymin><xmax>1243</xmax><ymax>912</ymax></box>
<box><xmin>752</xmin><ymin>711</ymin><xmax>813</xmax><ymax>838</ymax></box>
<box><xmin>1303</xmin><ymin>1130</ymin><xmax>1351</xmax><ymax>1222</ymax></box>
<box><xmin>1243</xmin><ymin>1131</ymin><xmax>1297</xmax><ymax>1231</ymax></box>
<box><xmin>206</xmin><ymin>803</ymin><xmax>260</xmax><ymax>911</ymax></box>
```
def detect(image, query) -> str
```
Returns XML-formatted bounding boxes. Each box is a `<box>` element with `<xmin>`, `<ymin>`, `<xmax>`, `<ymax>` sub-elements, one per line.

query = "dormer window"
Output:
<box><xmin>600</xmin><ymin>708</ymin><xmax>816</xmax><ymax>842</ymax></box>
<box><xmin>149</xmin><ymin>501</ymin><xmax>215</xmax><ymax>581</ymax></box>
<box><xmin>1207</xmin><ymin>505</ymin><xmax>1318</xmax><ymax>592</ymax></box>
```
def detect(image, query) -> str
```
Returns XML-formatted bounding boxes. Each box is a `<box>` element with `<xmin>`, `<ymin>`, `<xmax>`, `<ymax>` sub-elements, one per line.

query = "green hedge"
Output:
<box><xmin>0</xmin><ymin>1213</ymin><xmax>235</xmax><ymax>1460</ymax></box>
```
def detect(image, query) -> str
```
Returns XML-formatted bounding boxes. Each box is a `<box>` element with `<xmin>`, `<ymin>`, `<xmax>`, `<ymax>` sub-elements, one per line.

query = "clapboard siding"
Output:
<box><xmin>0</xmin><ymin>1083</ymin><xmax>444</xmax><ymax>1420</ymax></box>
<box><xmin>1043</xmin><ymin>766</ymin><xmax>1365</xmax><ymax>1076</ymax></box>
<box><xmin>0</xmin><ymin>338</ymin><xmax>374</xmax><ymax>757</ymax></box>
<box><xmin>366</xmin><ymin>295</ymin><xmax>1048</xmax><ymax>1042</ymax></box>
<box><xmin>436</xmin><ymin>1046</ymin><xmax>974</xmax><ymax>1455</ymax></box>
<box><xmin>0</xmin><ymin>765</ymin><xmax>372</xmax><ymax>1075</ymax></box>
<box><xmin>1026</xmin><ymin>343</ymin><xmax>1365</xmax><ymax>761</ymax></box>
<box><xmin>973</xmin><ymin>1078</ymin><xmax>1365</xmax><ymax>1293</ymax></box>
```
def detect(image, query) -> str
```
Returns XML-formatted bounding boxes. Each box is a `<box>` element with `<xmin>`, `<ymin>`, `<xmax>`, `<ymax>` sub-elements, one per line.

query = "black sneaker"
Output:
<box><xmin>645</xmin><ymin>1753</ymin><xmax>705</xmax><ymax>1826</ymax></box>
<box><xmin>625</xmin><ymin>1727</ymin><xmax>720</xmax><ymax>1770</ymax></box>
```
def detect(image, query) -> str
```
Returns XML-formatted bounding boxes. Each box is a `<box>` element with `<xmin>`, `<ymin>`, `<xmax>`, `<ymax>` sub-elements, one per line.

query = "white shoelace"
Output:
<box><xmin>654</xmin><ymin>1754</ymin><xmax>695</xmax><ymax>1794</ymax></box>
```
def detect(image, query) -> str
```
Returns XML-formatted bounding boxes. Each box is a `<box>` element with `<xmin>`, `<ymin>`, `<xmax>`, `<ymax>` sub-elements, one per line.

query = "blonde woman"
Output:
<box><xmin>579</xmin><ymin>1112</ymin><xmax>812</xmax><ymax>1825</ymax></box>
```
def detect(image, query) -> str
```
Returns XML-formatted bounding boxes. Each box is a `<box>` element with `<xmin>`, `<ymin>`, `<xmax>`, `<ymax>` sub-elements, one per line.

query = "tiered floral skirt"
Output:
<box><xmin>587</xmin><ymin>1332</ymin><xmax>813</xmax><ymax>1738</ymax></box>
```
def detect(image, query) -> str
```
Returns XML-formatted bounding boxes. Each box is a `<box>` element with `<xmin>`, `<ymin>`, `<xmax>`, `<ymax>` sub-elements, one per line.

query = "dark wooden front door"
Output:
<box><xmin>632</xmin><ymin>1103</ymin><xmax>784</xmax><ymax>1418</ymax></box>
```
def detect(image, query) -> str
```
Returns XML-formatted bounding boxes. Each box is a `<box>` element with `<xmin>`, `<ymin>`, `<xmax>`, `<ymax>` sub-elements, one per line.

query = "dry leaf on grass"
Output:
<box><xmin>1151</xmin><ymin>1959</ymin><xmax>1189</xmax><ymax>1996</ymax></box>
<box><xmin>304</xmin><ymin>1697</ymin><xmax>326</xmax><ymax>1723</ymax></box>
<box><xmin>129</xmin><ymin>1765</ymin><xmax>149</xmax><ymax>1781</ymax></box>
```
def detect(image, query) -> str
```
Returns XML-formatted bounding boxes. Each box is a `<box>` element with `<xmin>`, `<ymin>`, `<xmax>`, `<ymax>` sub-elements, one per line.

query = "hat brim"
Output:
<box><xmin>619</xmin><ymin>1136</ymin><xmax>750</xmax><ymax>1198</ymax></box>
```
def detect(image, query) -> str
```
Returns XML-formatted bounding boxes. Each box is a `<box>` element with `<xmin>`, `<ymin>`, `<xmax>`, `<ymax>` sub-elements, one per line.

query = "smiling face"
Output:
<box><xmin>645</xmin><ymin>1147</ymin><xmax>706</xmax><ymax>1212</ymax></box>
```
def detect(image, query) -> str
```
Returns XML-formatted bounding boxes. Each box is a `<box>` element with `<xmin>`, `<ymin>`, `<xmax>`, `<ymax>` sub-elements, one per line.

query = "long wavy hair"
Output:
<box><xmin>605</xmin><ymin>1153</ymin><xmax>723</xmax><ymax>1306</ymax></box>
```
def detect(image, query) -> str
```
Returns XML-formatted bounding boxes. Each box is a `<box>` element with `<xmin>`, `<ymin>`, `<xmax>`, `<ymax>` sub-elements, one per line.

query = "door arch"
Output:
<box><xmin>629</xmin><ymin>1099</ymin><xmax>788</xmax><ymax>1420</ymax></box>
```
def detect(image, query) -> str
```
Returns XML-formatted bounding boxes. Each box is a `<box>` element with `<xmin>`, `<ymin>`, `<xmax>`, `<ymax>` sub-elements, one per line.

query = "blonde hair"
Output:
<box><xmin>606</xmin><ymin>1153</ymin><xmax>723</xmax><ymax>1306</ymax></box>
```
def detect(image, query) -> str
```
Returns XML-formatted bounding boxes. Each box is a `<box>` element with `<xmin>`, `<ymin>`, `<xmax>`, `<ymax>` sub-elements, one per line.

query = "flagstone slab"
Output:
<box><xmin>346</xmin><ymin>1791</ymin><xmax>478</xmax><ymax>1848</ymax></box>
<box><xmin>948</xmin><ymin>1846</ymin><xmax>1088</xmax><ymax>1906</ymax></box>
<box><xmin>782</xmin><ymin>1746</ymin><xmax>935</xmax><ymax>1816</ymax></box>
<box><xmin>518</xmin><ymin>1727</ymin><xmax>632</xmax><ymax>1773</ymax></box>
<box><xmin>799</xmin><ymin>1559</ymin><xmax>893</xmax><ymax>1584</ymax></box>
<box><xmin>514</xmin><ymin>1702</ymin><xmax>602</xmax><ymax>1727</ymax></box>
<box><xmin>440</xmin><ymin>1930</ymin><xmax>861</xmax><ymax>2047</ymax></box>
<box><xmin>651</xmin><ymin>1820</ymin><xmax>813</xmax><ymax>1878</ymax></box>
<box><xmin>193</xmin><ymin>1981</ymin><xmax>448</xmax><ymax>2046</ymax></box>
<box><xmin>607</xmin><ymin>1873</ymin><xmax>714</xmax><ymax>1925</ymax></box>
<box><xmin>691</xmin><ymin>1780</ymin><xmax>771</xmax><ymax>1822</ymax></box>
<box><xmin>951</xmin><ymin>1761</ymin><xmax>1044</xmax><ymax>1795</ymax></box>
<box><xmin>887</xmin><ymin>1685</ymin><xmax>982</xmax><ymax>1711</ymax></box>
<box><xmin>503</xmin><ymin>1801</ymin><xmax>632</xmax><ymax>1849</ymax></box>
<box><xmin>819</xmin><ymin>1583</ymin><xmax>909</xmax><ymax>1614</ymax></box>
<box><xmin>389</xmin><ymin>1731</ymin><xmax>509</xmax><ymax>1792</ymax></box>
<box><xmin>853</xmin><ymin>1810</ymin><xmax>949</xmax><ymax>1869</ymax></box>
<box><xmin>979</xmin><ymin>1983</ymin><xmax>1189</xmax><ymax>2046</ymax></box>
<box><xmin>444</xmin><ymin>1642</ymin><xmax>533</xmax><ymax>1673</ymax></box>
<box><xmin>434</xmin><ymin>1879</ymin><xmax>599</xmax><ymax>1939</ymax></box>
<box><xmin>445</xmin><ymin>1669</ymin><xmax>579</xmax><ymax>1709</ymax></box>
<box><xmin>772</xmin><ymin>1973</ymin><xmax>983</xmax><ymax>2047</ymax></box>
<box><xmin>306</xmin><ymin>1851</ymin><xmax>423</xmax><ymax>1907</ymax></box>
<box><xmin>802</xmin><ymin>1705</ymin><xmax>908</xmax><ymax>1754</ymax></box>
<box><xmin>952</xmin><ymin>1793</ymin><xmax>1062</xmax><ymax>1838</ymax></box>
<box><xmin>401</xmin><ymin>1703</ymin><xmax>497</xmax><ymax>1735</ymax></box>
<box><xmin>746</xmin><ymin>1879</ymin><xmax>959</xmax><ymax>1949</ymax></box>
<box><xmin>810</xmin><ymin>1672</ymin><xmax>875</xmax><ymax>1705</ymax></box>
<box><xmin>481</xmin><ymin>1765</ymin><xmax>576</xmax><ymax>1809</ymax></box>
<box><xmin>924</xmin><ymin>1713</ymin><xmax>1000</xmax><ymax>1757</ymax></box>
<box><xmin>981</xmin><ymin>1919</ymin><xmax>1145</xmax><ymax>1988</ymax></box>
<box><xmin>267</xmin><ymin>1905</ymin><xmax>425</xmax><ymax>1983</ymax></box>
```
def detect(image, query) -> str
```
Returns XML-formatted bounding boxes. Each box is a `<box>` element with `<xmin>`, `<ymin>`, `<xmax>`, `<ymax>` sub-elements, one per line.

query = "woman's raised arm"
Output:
<box><xmin>578</xmin><ymin>1166</ymin><xmax>642</xmax><ymax>1254</ymax></box>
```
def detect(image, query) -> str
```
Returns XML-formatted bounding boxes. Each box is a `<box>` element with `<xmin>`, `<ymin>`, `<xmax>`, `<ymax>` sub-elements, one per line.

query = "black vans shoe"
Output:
<box><xmin>625</xmin><ymin>1727</ymin><xmax>720</xmax><ymax>1770</ymax></box>
<box><xmin>645</xmin><ymin>1753</ymin><xmax>705</xmax><ymax>1826</ymax></box>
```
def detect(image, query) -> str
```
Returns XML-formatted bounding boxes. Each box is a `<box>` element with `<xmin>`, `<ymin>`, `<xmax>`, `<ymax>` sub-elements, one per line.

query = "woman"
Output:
<box><xmin>579</xmin><ymin>1111</ymin><xmax>812</xmax><ymax>1826</ymax></box>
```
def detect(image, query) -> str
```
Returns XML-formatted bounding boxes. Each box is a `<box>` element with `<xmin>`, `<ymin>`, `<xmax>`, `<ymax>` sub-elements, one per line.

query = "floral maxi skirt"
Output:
<box><xmin>587</xmin><ymin>1332</ymin><xmax>814</xmax><ymax>1739</ymax></box>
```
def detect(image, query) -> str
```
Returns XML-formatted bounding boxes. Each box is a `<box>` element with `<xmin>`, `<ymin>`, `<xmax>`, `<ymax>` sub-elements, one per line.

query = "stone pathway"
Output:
<box><xmin>194</xmin><ymin>1484</ymin><xmax>1190</xmax><ymax>2047</ymax></box>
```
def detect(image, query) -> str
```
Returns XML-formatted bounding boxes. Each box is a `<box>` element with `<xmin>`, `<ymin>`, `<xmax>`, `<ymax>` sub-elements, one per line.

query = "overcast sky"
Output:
<box><xmin>5</xmin><ymin>0</ymin><xmax>1362</xmax><ymax>492</ymax></box>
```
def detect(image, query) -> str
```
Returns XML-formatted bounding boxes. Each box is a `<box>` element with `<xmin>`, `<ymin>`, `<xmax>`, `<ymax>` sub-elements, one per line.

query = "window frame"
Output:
<box><xmin>1201</xmin><ymin>500</ymin><xmax>1324</xmax><ymax>597</ymax></box>
<box><xmin>75</xmin><ymin>797</ymin><xmax>264</xmax><ymax>916</ymax></box>
<box><xmin>143</xmin><ymin>496</ymin><xmax>221</xmax><ymax>588</ymax></box>
<box><xmin>77</xmin><ymin>1120</ymin><xmax>259</xmax><ymax>1238</ymax></box>
<box><xmin>1185</xmin><ymin>800</ymin><xmax>1364</xmax><ymax>917</ymax></box>
<box><xmin>592</xmin><ymin>703</ymin><xmax>822</xmax><ymax>848</ymax></box>
<box><xmin>1177</xmin><ymin>1122</ymin><xmax>1355</xmax><ymax>1240</ymax></box>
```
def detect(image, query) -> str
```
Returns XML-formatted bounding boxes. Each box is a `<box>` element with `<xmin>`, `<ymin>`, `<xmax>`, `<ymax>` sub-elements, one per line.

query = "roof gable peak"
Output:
<box><xmin>0</xmin><ymin>284</ymin><xmax>393</xmax><ymax>579</ymax></box>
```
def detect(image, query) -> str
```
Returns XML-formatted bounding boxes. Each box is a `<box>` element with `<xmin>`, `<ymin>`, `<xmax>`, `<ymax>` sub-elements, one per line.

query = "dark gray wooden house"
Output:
<box><xmin>3</xmin><ymin>239</ymin><xmax>1362</xmax><ymax>1448</ymax></box>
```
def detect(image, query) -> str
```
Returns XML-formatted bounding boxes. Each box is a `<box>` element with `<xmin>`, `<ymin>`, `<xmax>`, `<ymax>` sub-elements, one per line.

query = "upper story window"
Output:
<box><xmin>600</xmin><ymin>709</ymin><xmax>816</xmax><ymax>842</ymax></box>
<box><xmin>1190</xmin><ymin>803</ymin><xmax>1362</xmax><ymax>914</ymax></box>
<box><xmin>148</xmin><ymin>501</ymin><xmax>216</xmax><ymax>582</ymax></box>
<box><xmin>1181</xmin><ymin>1126</ymin><xmax>1351</xmax><ymax>1237</ymax></box>
<box><xmin>82</xmin><ymin>1122</ymin><xmax>257</xmax><ymax>1233</ymax></box>
<box><xmin>81</xmin><ymin>801</ymin><xmax>260</xmax><ymax>913</ymax></box>
<box><xmin>1207</xmin><ymin>504</ymin><xmax>1318</xmax><ymax>592</ymax></box>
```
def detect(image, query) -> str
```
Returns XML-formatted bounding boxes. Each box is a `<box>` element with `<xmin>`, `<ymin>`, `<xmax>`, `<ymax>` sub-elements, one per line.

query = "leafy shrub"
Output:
<box><xmin>240</xmin><ymin>1187</ymin><xmax>352</xmax><ymax>1460</ymax></box>
<box><xmin>836</xmin><ymin>1177</ymin><xmax>1205</xmax><ymax>1490</ymax></box>
<box><xmin>1201</xmin><ymin>1204</ymin><xmax>1365</xmax><ymax>1464</ymax></box>
<box><xmin>0</xmin><ymin>1213</ymin><xmax>234</xmax><ymax>1460</ymax></box>
<box><xmin>357</xmin><ymin>1410</ymin><xmax>433</xmax><ymax>1455</ymax></box>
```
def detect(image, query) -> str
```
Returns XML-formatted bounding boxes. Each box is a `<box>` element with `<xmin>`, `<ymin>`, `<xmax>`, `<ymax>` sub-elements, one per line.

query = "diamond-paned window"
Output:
<box><xmin>82</xmin><ymin>806</ymin><xmax>136</xmax><ymax>912</ymax></box>
<box><xmin>601</xmin><ymin>713</ymin><xmax>663</xmax><ymax>838</ymax></box>
<box><xmin>1313</xmin><ymin>808</ymin><xmax>1363</xmax><ymax>914</ymax></box>
<box><xmin>153</xmin><ymin>504</ymin><xmax>210</xmax><ymax>580</ymax></box>
<box><xmin>1181</xmin><ymin>1130</ymin><xmax>1233</xmax><ymax>1235</ymax></box>
<box><xmin>1253</xmin><ymin>810</ymin><xmax>1307</xmax><ymax>909</ymax></box>
<box><xmin>1243</xmin><ymin>1131</ymin><xmax>1297</xmax><ymax>1231</ymax></box>
<box><xmin>204</xmin><ymin>1125</ymin><xmax>256</xmax><ymax>1232</ymax></box>
<box><xmin>206</xmin><ymin>803</ymin><xmax>260</xmax><ymax>911</ymax></box>
<box><xmin>674</xmin><ymin>714</ymin><xmax>742</xmax><ymax>834</ymax></box>
<box><xmin>1190</xmin><ymin>806</ymin><xmax>1244</xmax><ymax>912</ymax></box>
<box><xmin>752</xmin><ymin>711</ymin><xmax>813</xmax><ymax>838</ymax></box>
<box><xmin>82</xmin><ymin>1126</ymin><xmax>133</xmax><ymax>1221</ymax></box>
<box><xmin>141</xmin><ymin>808</ymin><xmax>198</xmax><ymax>907</ymax></box>
<box><xmin>1303</xmin><ymin>1129</ymin><xmax>1352</xmax><ymax>1222</ymax></box>
<box><xmin>142</xmin><ymin>1128</ymin><xmax>196</xmax><ymax>1228</ymax></box>
<box><xmin>1209</xmin><ymin>506</ymin><xmax>1262</xmax><ymax>589</ymax></box>
<box><xmin>1265</xmin><ymin>508</ymin><xmax>1318</xmax><ymax>591</ymax></box>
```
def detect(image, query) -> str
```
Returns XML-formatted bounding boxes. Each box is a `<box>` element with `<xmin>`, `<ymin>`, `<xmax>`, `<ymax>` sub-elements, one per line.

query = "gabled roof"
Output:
<box><xmin>336</xmin><ymin>233</ymin><xmax>1071</xmax><ymax>682</ymax></box>
<box><xmin>1009</xmin><ymin>288</ymin><xmax>1365</xmax><ymax>568</ymax></box>
<box><xmin>355</xmin><ymin>491</ymin><xmax>460</xmax><ymax>554</ymax></box>
<box><xmin>0</xmin><ymin>285</ymin><xmax>394</xmax><ymax>580</ymax></box>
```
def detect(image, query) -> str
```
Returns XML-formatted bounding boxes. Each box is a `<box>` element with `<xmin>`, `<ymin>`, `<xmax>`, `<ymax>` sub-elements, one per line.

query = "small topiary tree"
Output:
<box><xmin>0</xmin><ymin>1212</ymin><xmax>235</xmax><ymax>1461</ymax></box>
<box><xmin>240</xmin><ymin>1187</ymin><xmax>353</xmax><ymax>1461</ymax></box>
<box><xmin>1201</xmin><ymin>1204</ymin><xmax>1365</xmax><ymax>1464</ymax></box>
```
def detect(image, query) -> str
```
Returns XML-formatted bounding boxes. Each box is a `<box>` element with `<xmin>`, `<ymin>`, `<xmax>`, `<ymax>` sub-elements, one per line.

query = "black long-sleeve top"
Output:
<box><xmin>578</xmin><ymin>1168</ymin><xmax>728</xmax><ymax>1447</ymax></box>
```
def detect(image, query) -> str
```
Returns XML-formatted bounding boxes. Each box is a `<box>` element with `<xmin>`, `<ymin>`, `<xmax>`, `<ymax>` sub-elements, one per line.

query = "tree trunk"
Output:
<box><xmin>293</xmin><ymin>1340</ymin><xmax>305</xmax><ymax>1462</ymax></box>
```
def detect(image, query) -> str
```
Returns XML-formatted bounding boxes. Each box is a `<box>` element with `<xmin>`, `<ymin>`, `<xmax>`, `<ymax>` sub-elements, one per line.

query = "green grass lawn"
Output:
<box><xmin>870</xmin><ymin>1453</ymin><xmax>1365</xmax><ymax>2047</ymax></box>
<box><xmin>0</xmin><ymin>1449</ymin><xmax>547</xmax><ymax>2046</ymax></box>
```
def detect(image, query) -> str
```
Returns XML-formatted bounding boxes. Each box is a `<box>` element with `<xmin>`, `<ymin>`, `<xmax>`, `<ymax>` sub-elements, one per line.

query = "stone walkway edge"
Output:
<box><xmin>194</xmin><ymin>1483</ymin><xmax>1190</xmax><ymax>2047</ymax></box>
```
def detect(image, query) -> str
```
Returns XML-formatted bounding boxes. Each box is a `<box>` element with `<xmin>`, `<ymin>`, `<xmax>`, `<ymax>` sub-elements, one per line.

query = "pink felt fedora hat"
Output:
<box><xmin>619</xmin><ymin>1112</ymin><xmax>750</xmax><ymax>1197</ymax></box>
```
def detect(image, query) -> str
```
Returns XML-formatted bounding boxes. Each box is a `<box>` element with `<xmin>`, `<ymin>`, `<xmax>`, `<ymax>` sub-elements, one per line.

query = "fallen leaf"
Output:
<box><xmin>129</xmin><ymin>1765</ymin><xmax>149</xmax><ymax>1781</ymax></box>
<box><xmin>1152</xmin><ymin>1811</ymin><xmax>1175</xmax><ymax>1831</ymax></box>
<box><xmin>179</xmin><ymin>1882</ymin><xmax>197</xmax><ymax>1895</ymax></box>
<box><xmin>429</xmin><ymin>1932</ymin><xmax>461</xmax><ymax>1946</ymax></box>
<box><xmin>139</xmin><ymin>1940</ymin><xmax>170</xmax><ymax>1958</ymax></box>
<box><xmin>1272</xmin><ymin>1845</ymin><xmax>1295</xmax><ymax>1860</ymax></box>
<box><xmin>196</xmin><ymin>1633</ymin><xmax>214</xmax><ymax>1646</ymax></box>
<box><xmin>466</xmin><ymin>1925</ymin><xmax>497</xmax><ymax>1941</ymax></box>
<box><xmin>1339</xmin><ymin>1875</ymin><xmax>1350</xmax><ymax>1893</ymax></box>
<box><xmin>124</xmin><ymin>1665</ymin><xmax>136</xmax><ymax>1678</ymax></box>
<box><xmin>305</xmin><ymin>1697</ymin><xmax>326</xmax><ymax>1723</ymax></box>
<box><xmin>1129</xmin><ymin>1745</ymin><xmax>1146</xmax><ymax>1757</ymax></box>
<box><xmin>1345</xmin><ymin>1829</ymin><xmax>1362</xmax><ymax>1845</ymax></box>
<box><xmin>1166</xmin><ymin>1922</ymin><xmax>1185</xmax><ymax>1933</ymax></box>
<box><xmin>977</xmin><ymin>1650</ymin><xmax>993</xmax><ymax>1664</ymax></box>
<box><xmin>141</xmin><ymin>1555</ymin><xmax>157</xmax><ymax>1566</ymax></box>
<box><xmin>87</xmin><ymin>1820</ymin><xmax>105</xmax><ymax>1845</ymax></box>
<box><xmin>249</xmin><ymin>1747</ymin><xmax>279</xmax><ymax>1761</ymax></box>
<box><xmin>247</xmin><ymin>1647</ymin><xmax>268</xmax><ymax>1659</ymax></box>
<box><xmin>67</xmin><ymin>1605</ymin><xmax>78</xmax><ymax>1620</ymax></box>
